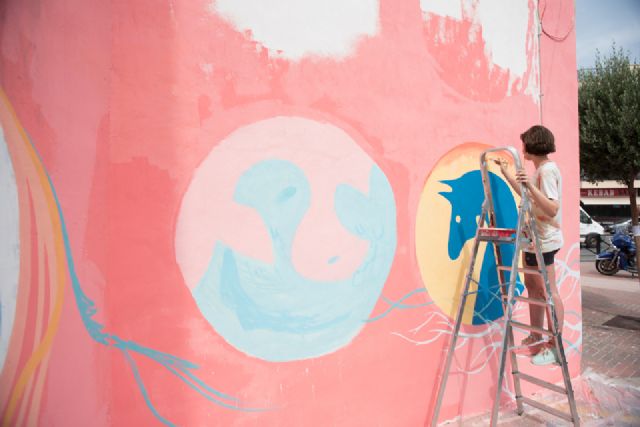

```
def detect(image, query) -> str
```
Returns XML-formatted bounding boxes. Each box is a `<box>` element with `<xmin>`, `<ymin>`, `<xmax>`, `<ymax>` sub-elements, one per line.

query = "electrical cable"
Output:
<box><xmin>539</xmin><ymin>0</ymin><xmax>575</xmax><ymax>42</ymax></box>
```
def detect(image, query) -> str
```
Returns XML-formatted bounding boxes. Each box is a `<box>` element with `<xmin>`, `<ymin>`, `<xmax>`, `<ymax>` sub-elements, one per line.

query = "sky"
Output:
<box><xmin>576</xmin><ymin>0</ymin><xmax>640</xmax><ymax>69</ymax></box>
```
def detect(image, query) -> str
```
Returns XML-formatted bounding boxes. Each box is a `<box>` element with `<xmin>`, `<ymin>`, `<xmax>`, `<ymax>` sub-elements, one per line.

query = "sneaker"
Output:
<box><xmin>520</xmin><ymin>334</ymin><xmax>543</xmax><ymax>347</ymax></box>
<box><xmin>531</xmin><ymin>347</ymin><xmax>559</xmax><ymax>366</ymax></box>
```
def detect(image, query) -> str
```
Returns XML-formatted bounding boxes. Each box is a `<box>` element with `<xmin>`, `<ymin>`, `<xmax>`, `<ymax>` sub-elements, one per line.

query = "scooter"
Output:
<box><xmin>595</xmin><ymin>232</ymin><xmax>637</xmax><ymax>276</ymax></box>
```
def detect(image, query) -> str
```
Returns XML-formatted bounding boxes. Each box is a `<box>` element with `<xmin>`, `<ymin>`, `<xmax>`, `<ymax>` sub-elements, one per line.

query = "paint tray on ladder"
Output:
<box><xmin>477</xmin><ymin>227</ymin><xmax>516</xmax><ymax>242</ymax></box>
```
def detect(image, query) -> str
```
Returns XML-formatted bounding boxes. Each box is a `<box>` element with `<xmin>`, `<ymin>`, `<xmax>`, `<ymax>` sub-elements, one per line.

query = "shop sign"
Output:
<box><xmin>580</xmin><ymin>188</ymin><xmax>639</xmax><ymax>197</ymax></box>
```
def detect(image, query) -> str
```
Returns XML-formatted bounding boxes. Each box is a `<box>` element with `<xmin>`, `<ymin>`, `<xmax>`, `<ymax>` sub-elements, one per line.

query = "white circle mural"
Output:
<box><xmin>208</xmin><ymin>0</ymin><xmax>379</xmax><ymax>60</ymax></box>
<box><xmin>176</xmin><ymin>116</ymin><xmax>396</xmax><ymax>361</ymax></box>
<box><xmin>0</xmin><ymin>125</ymin><xmax>20</xmax><ymax>373</ymax></box>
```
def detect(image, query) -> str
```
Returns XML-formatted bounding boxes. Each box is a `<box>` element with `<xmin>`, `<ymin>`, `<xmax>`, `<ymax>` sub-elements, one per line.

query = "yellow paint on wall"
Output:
<box><xmin>416</xmin><ymin>143</ymin><xmax>519</xmax><ymax>326</ymax></box>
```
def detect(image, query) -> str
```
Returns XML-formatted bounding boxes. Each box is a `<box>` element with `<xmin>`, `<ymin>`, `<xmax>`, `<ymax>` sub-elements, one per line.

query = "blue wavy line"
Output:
<box><xmin>25</xmin><ymin>133</ymin><xmax>266</xmax><ymax>423</ymax></box>
<box><xmin>121</xmin><ymin>349</ymin><xmax>176</xmax><ymax>427</ymax></box>
<box><xmin>366</xmin><ymin>288</ymin><xmax>432</xmax><ymax>323</ymax></box>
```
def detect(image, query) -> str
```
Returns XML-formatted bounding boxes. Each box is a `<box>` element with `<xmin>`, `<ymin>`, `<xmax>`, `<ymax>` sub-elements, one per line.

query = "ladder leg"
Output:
<box><xmin>490</xmin><ymin>206</ymin><xmax>527</xmax><ymax>426</ymax></box>
<box><xmin>490</xmin><ymin>322</ymin><xmax>513</xmax><ymax>427</ymax></box>
<box><xmin>554</xmin><ymin>334</ymin><xmax>580</xmax><ymax>425</ymax></box>
<box><xmin>544</xmin><ymin>290</ymin><xmax>580</xmax><ymax>424</ymax></box>
<box><xmin>496</xmin><ymin>265</ymin><xmax>524</xmax><ymax>417</ymax></box>
<box><xmin>490</xmin><ymin>266</ymin><xmax>522</xmax><ymax>425</ymax></box>
<box><xmin>430</xmin><ymin>282</ymin><xmax>475</xmax><ymax>425</ymax></box>
<box><xmin>530</xmin><ymin>216</ymin><xmax>580</xmax><ymax>426</ymax></box>
<box><xmin>508</xmin><ymin>326</ymin><xmax>524</xmax><ymax>415</ymax></box>
<box><xmin>545</xmin><ymin>279</ymin><xmax>580</xmax><ymax>425</ymax></box>
<box><xmin>431</xmin><ymin>235</ymin><xmax>485</xmax><ymax>427</ymax></box>
<box><xmin>494</xmin><ymin>242</ymin><xmax>525</xmax><ymax>417</ymax></box>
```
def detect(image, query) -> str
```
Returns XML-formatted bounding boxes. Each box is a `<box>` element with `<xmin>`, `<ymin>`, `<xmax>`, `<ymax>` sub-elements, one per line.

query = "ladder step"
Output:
<box><xmin>502</xmin><ymin>295</ymin><xmax>550</xmax><ymax>307</ymax></box>
<box><xmin>497</xmin><ymin>266</ymin><xmax>543</xmax><ymax>275</ymax></box>
<box><xmin>513</xmin><ymin>371</ymin><xmax>567</xmax><ymax>394</ymax></box>
<box><xmin>477</xmin><ymin>228</ymin><xmax>516</xmax><ymax>242</ymax></box>
<box><xmin>478</xmin><ymin>235</ymin><xmax>516</xmax><ymax>243</ymax></box>
<box><xmin>510</xmin><ymin>321</ymin><xmax>554</xmax><ymax>336</ymax></box>
<box><xmin>478</xmin><ymin>227</ymin><xmax>516</xmax><ymax>237</ymax></box>
<box><xmin>518</xmin><ymin>396</ymin><xmax>574</xmax><ymax>422</ymax></box>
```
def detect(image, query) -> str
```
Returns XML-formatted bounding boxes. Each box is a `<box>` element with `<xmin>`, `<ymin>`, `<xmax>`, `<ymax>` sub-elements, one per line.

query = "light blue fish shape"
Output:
<box><xmin>193</xmin><ymin>159</ymin><xmax>397</xmax><ymax>362</ymax></box>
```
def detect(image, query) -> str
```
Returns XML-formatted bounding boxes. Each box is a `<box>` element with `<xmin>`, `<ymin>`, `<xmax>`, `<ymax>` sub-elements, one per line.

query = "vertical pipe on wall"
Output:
<box><xmin>536</xmin><ymin>0</ymin><xmax>544</xmax><ymax>125</ymax></box>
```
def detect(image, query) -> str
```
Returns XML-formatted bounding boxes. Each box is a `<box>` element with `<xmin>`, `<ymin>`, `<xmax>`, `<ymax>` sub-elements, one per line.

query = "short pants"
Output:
<box><xmin>524</xmin><ymin>250</ymin><xmax>558</xmax><ymax>267</ymax></box>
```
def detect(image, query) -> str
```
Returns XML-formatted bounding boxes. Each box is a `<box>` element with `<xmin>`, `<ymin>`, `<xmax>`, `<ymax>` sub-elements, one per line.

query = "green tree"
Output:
<box><xmin>579</xmin><ymin>44</ymin><xmax>640</xmax><ymax>278</ymax></box>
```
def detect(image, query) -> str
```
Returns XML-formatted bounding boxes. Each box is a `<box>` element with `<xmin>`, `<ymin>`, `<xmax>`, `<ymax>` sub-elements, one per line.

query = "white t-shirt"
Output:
<box><xmin>527</xmin><ymin>161</ymin><xmax>563</xmax><ymax>253</ymax></box>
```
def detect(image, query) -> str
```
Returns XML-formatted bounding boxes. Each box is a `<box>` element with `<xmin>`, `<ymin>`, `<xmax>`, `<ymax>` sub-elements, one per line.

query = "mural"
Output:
<box><xmin>0</xmin><ymin>93</ymin><xmax>265</xmax><ymax>426</ymax></box>
<box><xmin>176</xmin><ymin>116</ymin><xmax>397</xmax><ymax>361</ymax></box>
<box><xmin>0</xmin><ymin>0</ymin><xmax>580</xmax><ymax>425</ymax></box>
<box><xmin>0</xmin><ymin>93</ymin><xmax>67</xmax><ymax>426</ymax></box>
<box><xmin>416</xmin><ymin>144</ymin><xmax>523</xmax><ymax>326</ymax></box>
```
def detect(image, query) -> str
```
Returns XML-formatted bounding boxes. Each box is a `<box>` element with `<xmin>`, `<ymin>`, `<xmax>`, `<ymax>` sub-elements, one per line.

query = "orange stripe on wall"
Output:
<box><xmin>0</xmin><ymin>89</ymin><xmax>66</xmax><ymax>427</ymax></box>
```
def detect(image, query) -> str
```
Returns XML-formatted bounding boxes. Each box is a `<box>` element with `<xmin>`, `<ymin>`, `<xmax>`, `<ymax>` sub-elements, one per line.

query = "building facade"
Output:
<box><xmin>581</xmin><ymin>180</ymin><xmax>639</xmax><ymax>223</ymax></box>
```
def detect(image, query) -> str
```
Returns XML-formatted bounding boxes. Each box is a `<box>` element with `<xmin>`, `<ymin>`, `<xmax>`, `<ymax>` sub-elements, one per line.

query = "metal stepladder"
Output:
<box><xmin>430</xmin><ymin>146</ymin><xmax>580</xmax><ymax>426</ymax></box>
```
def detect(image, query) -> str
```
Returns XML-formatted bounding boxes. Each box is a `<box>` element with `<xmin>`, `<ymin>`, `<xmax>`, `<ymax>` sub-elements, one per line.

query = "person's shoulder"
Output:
<box><xmin>543</xmin><ymin>161</ymin><xmax>561</xmax><ymax>174</ymax></box>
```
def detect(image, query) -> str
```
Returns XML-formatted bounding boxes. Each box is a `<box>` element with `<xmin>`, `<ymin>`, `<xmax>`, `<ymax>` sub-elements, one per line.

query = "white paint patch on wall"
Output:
<box><xmin>422</xmin><ymin>0</ymin><xmax>536</xmax><ymax>96</ymax></box>
<box><xmin>0</xmin><ymin>126</ymin><xmax>20</xmax><ymax>373</ymax></box>
<box><xmin>420</xmin><ymin>0</ymin><xmax>463</xmax><ymax>20</ymax></box>
<box><xmin>474</xmin><ymin>0</ymin><xmax>530</xmax><ymax>78</ymax></box>
<box><xmin>208</xmin><ymin>0</ymin><xmax>379</xmax><ymax>60</ymax></box>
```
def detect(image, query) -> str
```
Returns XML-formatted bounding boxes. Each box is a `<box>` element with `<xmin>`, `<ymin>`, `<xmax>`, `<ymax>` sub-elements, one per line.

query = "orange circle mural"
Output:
<box><xmin>416</xmin><ymin>143</ymin><xmax>523</xmax><ymax>326</ymax></box>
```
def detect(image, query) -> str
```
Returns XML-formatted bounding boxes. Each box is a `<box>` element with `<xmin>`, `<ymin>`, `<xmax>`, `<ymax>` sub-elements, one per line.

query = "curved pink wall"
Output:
<box><xmin>0</xmin><ymin>0</ymin><xmax>579</xmax><ymax>425</ymax></box>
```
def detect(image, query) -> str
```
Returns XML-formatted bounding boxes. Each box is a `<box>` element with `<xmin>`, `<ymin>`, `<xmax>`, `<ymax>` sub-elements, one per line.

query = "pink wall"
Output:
<box><xmin>0</xmin><ymin>0</ymin><xmax>580</xmax><ymax>425</ymax></box>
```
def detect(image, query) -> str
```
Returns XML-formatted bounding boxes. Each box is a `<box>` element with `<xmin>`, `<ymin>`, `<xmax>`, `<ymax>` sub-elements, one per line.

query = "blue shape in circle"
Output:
<box><xmin>439</xmin><ymin>170</ymin><xmax>523</xmax><ymax>325</ymax></box>
<box><xmin>192</xmin><ymin>159</ymin><xmax>397</xmax><ymax>361</ymax></box>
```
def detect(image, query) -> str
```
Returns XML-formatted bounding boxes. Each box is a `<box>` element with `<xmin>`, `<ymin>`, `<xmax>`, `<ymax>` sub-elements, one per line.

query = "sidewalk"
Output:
<box><xmin>575</xmin><ymin>261</ymin><xmax>640</xmax><ymax>425</ymax></box>
<box><xmin>452</xmin><ymin>257</ymin><xmax>640</xmax><ymax>426</ymax></box>
<box><xmin>580</xmin><ymin>262</ymin><xmax>640</xmax><ymax>380</ymax></box>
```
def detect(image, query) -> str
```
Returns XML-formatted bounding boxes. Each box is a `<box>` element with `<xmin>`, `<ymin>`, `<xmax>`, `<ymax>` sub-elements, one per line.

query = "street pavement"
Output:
<box><xmin>580</xmin><ymin>258</ymin><xmax>640</xmax><ymax>379</ymax></box>
<box><xmin>576</xmin><ymin>252</ymin><xmax>640</xmax><ymax>426</ymax></box>
<box><xmin>451</xmin><ymin>249</ymin><xmax>640</xmax><ymax>426</ymax></box>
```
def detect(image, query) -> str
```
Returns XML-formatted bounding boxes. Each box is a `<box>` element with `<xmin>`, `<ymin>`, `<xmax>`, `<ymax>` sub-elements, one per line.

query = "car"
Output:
<box><xmin>580</xmin><ymin>207</ymin><xmax>605</xmax><ymax>248</ymax></box>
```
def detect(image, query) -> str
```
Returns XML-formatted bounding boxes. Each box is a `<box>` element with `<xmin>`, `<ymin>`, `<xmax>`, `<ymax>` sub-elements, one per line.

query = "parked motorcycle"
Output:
<box><xmin>595</xmin><ymin>232</ymin><xmax>637</xmax><ymax>276</ymax></box>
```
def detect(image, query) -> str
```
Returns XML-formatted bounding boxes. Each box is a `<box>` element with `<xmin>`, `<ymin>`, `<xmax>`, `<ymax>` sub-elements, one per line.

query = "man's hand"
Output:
<box><xmin>491</xmin><ymin>157</ymin><xmax>509</xmax><ymax>174</ymax></box>
<box><xmin>515</xmin><ymin>170</ymin><xmax>530</xmax><ymax>188</ymax></box>
<box><xmin>491</xmin><ymin>157</ymin><xmax>522</xmax><ymax>196</ymax></box>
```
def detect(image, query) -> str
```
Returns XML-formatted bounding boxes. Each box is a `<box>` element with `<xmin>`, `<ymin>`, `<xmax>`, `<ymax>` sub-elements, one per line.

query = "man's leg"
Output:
<box><xmin>525</xmin><ymin>274</ymin><xmax>546</xmax><ymax>331</ymax></box>
<box><xmin>522</xmin><ymin>253</ymin><xmax>545</xmax><ymax>341</ymax></box>
<box><xmin>544</xmin><ymin>264</ymin><xmax>563</xmax><ymax>345</ymax></box>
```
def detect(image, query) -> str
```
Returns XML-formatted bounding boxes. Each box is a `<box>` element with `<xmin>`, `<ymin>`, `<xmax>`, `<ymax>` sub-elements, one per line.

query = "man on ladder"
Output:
<box><xmin>431</xmin><ymin>125</ymin><xmax>580</xmax><ymax>426</ymax></box>
<box><xmin>495</xmin><ymin>125</ymin><xmax>565</xmax><ymax>366</ymax></box>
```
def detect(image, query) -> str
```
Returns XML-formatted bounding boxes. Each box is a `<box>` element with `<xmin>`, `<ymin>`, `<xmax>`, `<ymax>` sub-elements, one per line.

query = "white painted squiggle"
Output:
<box><xmin>393</xmin><ymin>241</ymin><xmax>582</xmax><ymax>376</ymax></box>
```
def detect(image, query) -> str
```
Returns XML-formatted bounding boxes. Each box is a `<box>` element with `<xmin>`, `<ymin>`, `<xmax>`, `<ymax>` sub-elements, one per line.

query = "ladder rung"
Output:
<box><xmin>497</xmin><ymin>266</ymin><xmax>543</xmax><ymax>275</ymax></box>
<box><xmin>513</xmin><ymin>371</ymin><xmax>567</xmax><ymax>394</ymax></box>
<box><xmin>510</xmin><ymin>321</ymin><xmax>554</xmax><ymax>336</ymax></box>
<box><xmin>478</xmin><ymin>227</ymin><xmax>516</xmax><ymax>237</ymax></box>
<box><xmin>518</xmin><ymin>396</ymin><xmax>574</xmax><ymax>422</ymax></box>
<box><xmin>478</xmin><ymin>235</ymin><xmax>515</xmax><ymax>243</ymax></box>
<box><xmin>502</xmin><ymin>295</ymin><xmax>549</xmax><ymax>307</ymax></box>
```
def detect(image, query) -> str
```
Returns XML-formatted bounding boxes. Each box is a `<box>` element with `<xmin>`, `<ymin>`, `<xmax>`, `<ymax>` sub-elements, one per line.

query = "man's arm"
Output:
<box><xmin>492</xmin><ymin>158</ymin><xmax>559</xmax><ymax>218</ymax></box>
<box><xmin>516</xmin><ymin>170</ymin><xmax>559</xmax><ymax>218</ymax></box>
<box><xmin>492</xmin><ymin>158</ymin><xmax>522</xmax><ymax>196</ymax></box>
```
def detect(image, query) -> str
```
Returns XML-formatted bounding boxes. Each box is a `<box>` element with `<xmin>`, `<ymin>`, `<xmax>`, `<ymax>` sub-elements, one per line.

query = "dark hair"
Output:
<box><xmin>520</xmin><ymin>125</ymin><xmax>555</xmax><ymax>155</ymax></box>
